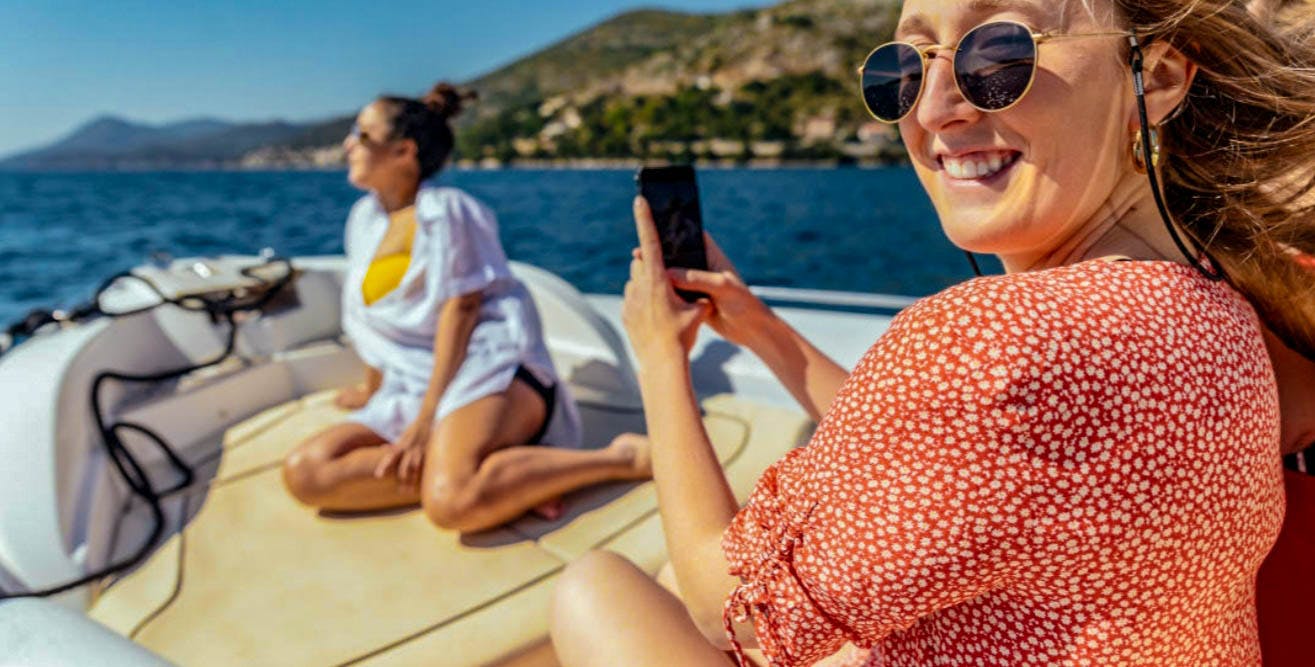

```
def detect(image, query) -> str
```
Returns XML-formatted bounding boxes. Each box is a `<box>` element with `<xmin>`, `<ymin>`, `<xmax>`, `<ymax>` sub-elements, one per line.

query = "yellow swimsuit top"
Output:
<box><xmin>361</xmin><ymin>214</ymin><xmax>417</xmax><ymax>306</ymax></box>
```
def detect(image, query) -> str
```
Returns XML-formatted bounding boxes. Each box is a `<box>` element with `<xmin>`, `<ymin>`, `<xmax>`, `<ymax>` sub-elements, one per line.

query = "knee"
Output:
<box><xmin>550</xmin><ymin>551</ymin><xmax>635</xmax><ymax>642</ymax></box>
<box><xmin>552</xmin><ymin>552</ymin><xmax>637</xmax><ymax>617</ymax></box>
<box><xmin>281</xmin><ymin>445</ymin><xmax>327</xmax><ymax>506</ymax></box>
<box><xmin>420</xmin><ymin>475</ymin><xmax>479</xmax><ymax>531</ymax></box>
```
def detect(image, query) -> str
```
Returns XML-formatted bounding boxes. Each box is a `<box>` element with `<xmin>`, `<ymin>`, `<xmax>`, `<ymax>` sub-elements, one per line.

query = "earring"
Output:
<box><xmin>1132</xmin><ymin>126</ymin><xmax>1161</xmax><ymax>174</ymax></box>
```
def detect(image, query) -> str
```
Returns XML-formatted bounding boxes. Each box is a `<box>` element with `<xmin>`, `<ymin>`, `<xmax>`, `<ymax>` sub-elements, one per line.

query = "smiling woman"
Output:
<box><xmin>548</xmin><ymin>0</ymin><xmax>1315</xmax><ymax>665</ymax></box>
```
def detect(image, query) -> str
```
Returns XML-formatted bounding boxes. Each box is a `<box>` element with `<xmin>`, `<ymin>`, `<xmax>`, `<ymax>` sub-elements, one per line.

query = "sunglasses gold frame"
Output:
<box><xmin>857</xmin><ymin>20</ymin><xmax>1129</xmax><ymax>124</ymax></box>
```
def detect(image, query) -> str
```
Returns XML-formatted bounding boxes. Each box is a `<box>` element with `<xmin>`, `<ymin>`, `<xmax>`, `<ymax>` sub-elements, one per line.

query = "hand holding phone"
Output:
<box><xmin>635</xmin><ymin>165</ymin><xmax>708</xmax><ymax>302</ymax></box>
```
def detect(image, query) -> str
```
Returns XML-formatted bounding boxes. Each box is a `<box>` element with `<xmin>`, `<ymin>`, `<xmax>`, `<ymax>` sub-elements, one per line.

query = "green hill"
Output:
<box><xmin>453</xmin><ymin>0</ymin><xmax>906</xmax><ymax>164</ymax></box>
<box><xmin>277</xmin><ymin>0</ymin><xmax>905</xmax><ymax>167</ymax></box>
<box><xmin>464</xmin><ymin>9</ymin><xmax>734</xmax><ymax>121</ymax></box>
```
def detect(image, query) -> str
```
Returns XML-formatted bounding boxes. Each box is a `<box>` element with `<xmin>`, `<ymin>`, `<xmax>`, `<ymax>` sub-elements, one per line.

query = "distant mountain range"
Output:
<box><xmin>0</xmin><ymin>0</ymin><xmax>903</xmax><ymax>170</ymax></box>
<box><xmin>0</xmin><ymin>115</ymin><xmax>348</xmax><ymax>170</ymax></box>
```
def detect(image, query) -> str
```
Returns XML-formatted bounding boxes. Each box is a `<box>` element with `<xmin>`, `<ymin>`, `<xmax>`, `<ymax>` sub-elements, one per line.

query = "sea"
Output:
<box><xmin>0</xmin><ymin>168</ymin><xmax>995</xmax><ymax>327</ymax></box>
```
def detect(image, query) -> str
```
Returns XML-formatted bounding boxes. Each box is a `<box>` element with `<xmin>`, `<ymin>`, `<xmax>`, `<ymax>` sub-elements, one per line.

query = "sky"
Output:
<box><xmin>0</xmin><ymin>0</ymin><xmax>775</xmax><ymax>158</ymax></box>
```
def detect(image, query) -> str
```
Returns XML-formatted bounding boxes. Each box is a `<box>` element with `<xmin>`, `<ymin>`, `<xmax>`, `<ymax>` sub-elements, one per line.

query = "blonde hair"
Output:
<box><xmin>1112</xmin><ymin>0</ymin><xmax>1315</xmax><ymax>360</ymax></box>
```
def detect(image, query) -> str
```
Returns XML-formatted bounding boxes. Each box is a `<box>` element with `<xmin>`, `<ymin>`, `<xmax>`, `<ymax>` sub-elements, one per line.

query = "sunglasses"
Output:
<box><xmin>858</xmin><ymin>20</ymin><xmax>1127</xmax><ymax>123</ymax></box>
<box><xmin>348</xmin><ymin>122</ymin><xmax>390</xmax><ymax>146</ymax></box>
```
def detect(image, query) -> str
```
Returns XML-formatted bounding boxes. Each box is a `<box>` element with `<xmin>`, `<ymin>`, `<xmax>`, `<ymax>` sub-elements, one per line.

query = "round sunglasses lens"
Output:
<box><xmin>955</xmin><ymin>22</ymin><xmax>1036</xmax><ymax>111</ymax></box>
<box><xmin>861</xmin><ymin>43</ymin><xmax>924</xmax><ymax>122</ymax></box>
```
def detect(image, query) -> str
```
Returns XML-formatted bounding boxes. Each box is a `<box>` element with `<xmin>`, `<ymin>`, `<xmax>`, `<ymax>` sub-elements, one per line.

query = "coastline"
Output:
<box><xmin>0</xmin><ymin>157</ymin><xmax>910</xmax><ymax>174</ymax></box>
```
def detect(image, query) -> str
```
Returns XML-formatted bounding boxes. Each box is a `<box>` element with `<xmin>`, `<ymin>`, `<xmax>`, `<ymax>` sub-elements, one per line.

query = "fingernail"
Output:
<box><xmin>634</xmin><ymin>196</ymin><xmax>646</xmax><ymax>211</ymax></box>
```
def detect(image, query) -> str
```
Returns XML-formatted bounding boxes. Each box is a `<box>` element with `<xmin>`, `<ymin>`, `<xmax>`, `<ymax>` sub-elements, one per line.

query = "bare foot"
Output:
<box><xmin>608</xmin><ymin>432</ymin><xmax>653</xmax><ymax>480</ymax></box>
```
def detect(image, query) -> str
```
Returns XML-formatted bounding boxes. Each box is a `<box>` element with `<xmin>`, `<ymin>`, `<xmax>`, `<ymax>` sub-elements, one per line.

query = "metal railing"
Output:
<box><xmin>748</xmin><ymin>286</ymin><xmax>919</xmax><ymax>311</ymax></box>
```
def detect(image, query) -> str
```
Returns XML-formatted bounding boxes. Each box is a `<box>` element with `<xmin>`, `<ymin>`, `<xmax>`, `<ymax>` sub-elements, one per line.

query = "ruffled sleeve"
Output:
<box><xmin>719</xmin><ymin>276</ymin><xmax>1074</xmax><ymax>667</ymax></box>
<box><xmin>416</xmin><ymin>187</ymin><xmax>513</xmax><ymax>303</ymax></box>
<box><xmin>723</xmin><ymin>448</ymin><xmax>841</xmax><ymax>667</ymax></box>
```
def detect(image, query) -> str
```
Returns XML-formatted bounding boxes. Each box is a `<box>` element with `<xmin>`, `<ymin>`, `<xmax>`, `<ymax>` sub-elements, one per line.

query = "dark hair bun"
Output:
<box><xmin>423</xmin><ymin>83</ymin><xmax>478</xmax><ymax>120</ymax></box>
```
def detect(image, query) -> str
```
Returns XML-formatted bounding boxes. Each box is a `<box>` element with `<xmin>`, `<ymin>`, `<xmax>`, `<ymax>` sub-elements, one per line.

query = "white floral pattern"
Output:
<box><xmin>723</xmin><ymin>260</ymin><xmax>1284</xmax><ymax>667</ymax></box>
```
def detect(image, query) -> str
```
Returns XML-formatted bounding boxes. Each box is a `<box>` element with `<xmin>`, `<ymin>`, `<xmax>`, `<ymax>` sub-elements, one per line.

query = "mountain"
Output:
<box><xmin>273</xmin><ymin>0</ymin><xmax>905</xmax><ymax>166</ymax></box>
<box><xmin>43</xmin><ymin>116</ymin><xmax>233</xmax><ymax>154</ymax></box>
<box><xmin>245</xmin><ymin>9</ymin><xmax>744</xmax><ymax>168</ymax></box>
<box><xmin>1</xmin><ymin>0</ymin><xmax>905</xmax><ymax>170</ymax></box>
<box><xmin>0</xmin><ymin>116</ymin><xmax>315</xmax><ymax>170</ymax></box>
<box><xmin>449</xmin><ymin>0</ymin><xmax>906</xmax><ymax>164</ymax></box>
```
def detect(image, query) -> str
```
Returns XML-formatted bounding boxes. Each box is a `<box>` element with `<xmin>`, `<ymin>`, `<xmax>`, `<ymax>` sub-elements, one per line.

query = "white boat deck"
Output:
<box><xmin>0</xmin><ymin>256</ymin><xmax>913</xmax><ymax>665</ymax></box>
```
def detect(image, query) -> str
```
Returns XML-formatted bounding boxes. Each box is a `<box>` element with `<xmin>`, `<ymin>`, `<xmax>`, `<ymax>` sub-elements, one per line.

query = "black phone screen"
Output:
<box><xmin>635</xmin><ymin>166</ymin><xmax>708</xmax><ymax>276</ymax></box>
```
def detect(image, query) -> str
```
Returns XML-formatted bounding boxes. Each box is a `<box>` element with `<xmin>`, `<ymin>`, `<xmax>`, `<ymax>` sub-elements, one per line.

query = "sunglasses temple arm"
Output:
<box><xmin>1127</xmin><ymin>34</ymin><xmax>1224</xmax><ymax>282</ymax></box>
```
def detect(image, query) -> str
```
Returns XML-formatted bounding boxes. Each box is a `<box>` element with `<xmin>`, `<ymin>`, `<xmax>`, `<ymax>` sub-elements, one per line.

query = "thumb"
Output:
<box><xmin>685</xmin><ymin>298</ymin><xmax>713</xmax><ymax>324</ymax></box>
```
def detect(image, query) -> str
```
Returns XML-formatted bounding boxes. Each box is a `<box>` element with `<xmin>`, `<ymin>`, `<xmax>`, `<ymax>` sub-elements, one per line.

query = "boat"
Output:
<box><xmin>0</xmin><ymin>254</ymin><xmax>911</xmax><ymax>665</ymax></box>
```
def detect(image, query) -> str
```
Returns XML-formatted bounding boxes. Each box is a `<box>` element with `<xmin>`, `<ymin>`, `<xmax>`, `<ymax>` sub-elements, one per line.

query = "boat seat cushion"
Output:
<box><xmin>88</xmin><ymin>390</ymin><xmax>814</xmax><ymax>666</ymax></box>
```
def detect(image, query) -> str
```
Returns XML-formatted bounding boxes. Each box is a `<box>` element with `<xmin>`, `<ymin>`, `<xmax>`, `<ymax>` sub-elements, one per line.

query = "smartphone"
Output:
<box><xmin>635</xmin><ymin>165</ymin><xmax>708</xmax><ymax>302</ymax></box>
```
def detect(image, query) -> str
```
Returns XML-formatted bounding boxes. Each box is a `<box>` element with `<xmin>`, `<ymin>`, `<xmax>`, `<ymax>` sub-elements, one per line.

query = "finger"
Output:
<box><xmin>631</xmin><ymin>247</ymin><xmax>642</xmax><ymax>261</ymax></box>
<box><xmin>400</xmin><ymin>451</ymin><xmax>415</xmax><ymax>485</ymax></box>
<box><xmin>667</xmin><ymin>267</ymin><xmax>729</xmax><ymax>293</ymax></box>
<box><xmin>375</xmin><ymin>448</ymin><xmax>400</xmax><ymax>479</ymax></box>
<box><xmin>682</xmin><ymin>299</ymin><xmax>713</xmax><ymax>326</ymax></box>
<box><xmin>633</xmin><ymin>196</ymin><xmax>665</xmax><ymax>273</ymax></box>
<box><xmin>404</xmin><ymin>448</ymin><xmax>424</xmax><ymax>485</ymax></box>
<box><xmin>703</xmin><ymin>232</ymin><xmax>741</xmax><ymax>279</ymax></box>
<box><xmin>630</xmin><ymin>257</ymin><xmax>645</xmax><ymax>283</ymax></box>
<box><xmin>397</xmin><ymin>448</ymin><xmax>412</xmax><ymax>484</ymax></box>
<box><xmin>696</xmin><ymin>298</ymin><xmax>714</xmax><ymax>320</ymax></box>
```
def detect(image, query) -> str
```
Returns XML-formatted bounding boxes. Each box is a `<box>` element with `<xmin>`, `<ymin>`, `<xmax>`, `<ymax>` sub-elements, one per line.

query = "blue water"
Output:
<box><xmin>0</xmin><ymin>168</ymin><xmax>989</xmax><ymax>326</ymax></box>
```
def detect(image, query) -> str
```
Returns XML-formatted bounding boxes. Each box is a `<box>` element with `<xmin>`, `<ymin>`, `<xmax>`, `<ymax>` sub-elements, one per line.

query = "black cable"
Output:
<box><xmin>964</xmin><ymin>251</ymin><xmax>984</xmax><ymax>278</ymax></box>
<box><xmin>1127</xmin><ymin>34</ymin><xmax>1225</xmax><ymax>282</ymax></box>
<box><xmin>0</xmin><ymin>258</ymin><xmax>295</xmax><ymax>600</ymax></box>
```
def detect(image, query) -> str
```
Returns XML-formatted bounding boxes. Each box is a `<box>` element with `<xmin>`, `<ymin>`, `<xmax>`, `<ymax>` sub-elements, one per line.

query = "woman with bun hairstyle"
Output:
<box><xmin>550</xmin><ymin>0</ymin><xmax>1315</xmax><ymax>664</ymax></box>
<box><xmin>282</xmin><ymin>83</ymin><xmax>650</xmax><ymax>532</ymax></box>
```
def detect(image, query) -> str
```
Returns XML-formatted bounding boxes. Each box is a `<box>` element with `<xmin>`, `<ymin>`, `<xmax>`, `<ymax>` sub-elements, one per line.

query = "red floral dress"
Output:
<box><xmin>722</xmin><ymin>260</ymin><xmax>1284</xmax><ymax>667</ymax></box>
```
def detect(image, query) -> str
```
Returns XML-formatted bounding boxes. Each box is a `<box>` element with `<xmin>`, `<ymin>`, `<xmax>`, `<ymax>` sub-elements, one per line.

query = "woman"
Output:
<box><xmin>282</xmin><ymin>83</ymin><xmax>649</xmax><ymax>533</ymax></box>
<box><xmin>551</xmin><ymin>1</ymin><xmax>1315</xmax><ymax>665</ymax></box>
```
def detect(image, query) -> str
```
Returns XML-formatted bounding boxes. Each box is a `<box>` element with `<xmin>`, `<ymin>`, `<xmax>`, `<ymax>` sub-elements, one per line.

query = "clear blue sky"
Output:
<box><xmin>0</xmin><ymin>0</ymin><xmax>775</xmax><ymax>158</ymax></box>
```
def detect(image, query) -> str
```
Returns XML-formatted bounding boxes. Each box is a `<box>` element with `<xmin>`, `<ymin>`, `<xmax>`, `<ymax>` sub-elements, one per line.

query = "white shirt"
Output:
<box><xmin>339</xmin><ymin>184</ymin><xmax>581</xmax><ymax>447</ymax></box>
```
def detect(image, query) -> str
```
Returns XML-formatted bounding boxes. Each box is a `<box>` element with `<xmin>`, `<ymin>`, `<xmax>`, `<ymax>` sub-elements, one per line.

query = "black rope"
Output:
<box><xmin>0</xmin><ymin>258</ymin><xmax>295</xmax><ymax>600</ymax></box>
<box><xmin>1127</xmin><ymin>34</ymin><xmax>1225</xmax><ymax>282</ymax></box>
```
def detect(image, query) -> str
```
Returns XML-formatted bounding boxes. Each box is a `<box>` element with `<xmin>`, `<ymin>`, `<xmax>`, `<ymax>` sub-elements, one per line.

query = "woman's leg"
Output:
<box><xmin>550</xmin><ymin>551</ymin><xmax>733</xmax><ymax>667</ymax></box>
<box><xmin>281</xmin><ymin>422</ymin><xmax>421</xmax><ymax>511</ymax></box>
<box><xmin>419</xmin><ymin>378</ymin><xmax>651</xmax><ymax>533</ymax></box>
<box><xmin>533</xmin><ymin>431</ymin><xmax>651</xmax><ymax>521</ymax></box>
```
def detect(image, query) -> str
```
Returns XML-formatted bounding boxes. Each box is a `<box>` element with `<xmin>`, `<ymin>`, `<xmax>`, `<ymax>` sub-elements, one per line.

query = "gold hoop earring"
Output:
<box><xmin>1132</xmin><ymin>127</ymin><xmax>1161</xmax><ymax>174</ymax></box>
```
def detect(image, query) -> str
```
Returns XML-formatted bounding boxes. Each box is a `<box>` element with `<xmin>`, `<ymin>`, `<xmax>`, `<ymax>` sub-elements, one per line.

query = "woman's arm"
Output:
<box><xmin>376</xmin><ymin>291</ymin><xmax>482</xmax><ymax>484</ymax></box>
<box><xmin>639</xmin><ymin>352</ymin><xmax>744</xmax><ymax>643</ymax></box>
<box><xmin>623</xmin><ymin>198</ymin><xmax>756</xmax><ymax>646</ymax></box>
<box><xmin>666</xmin><ymin>237</ymin><xmax>848</xmax><ymax>422</ymax></box>
<box><xmin>420</xmin><ymin>291</ymin><xmax>483</xmax><ymax>420</ymax></box>
<box><xmin>739</xmin><ymin>311</ymin><xmax>849</xmax><ymax>422</ymax></box>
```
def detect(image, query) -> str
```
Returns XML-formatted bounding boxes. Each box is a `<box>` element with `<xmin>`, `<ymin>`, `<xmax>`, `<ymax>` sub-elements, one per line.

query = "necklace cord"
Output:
<box><xmin>1128</xmin><ymin>34</ymin><xmax>1225</xmax><ymax>282</ymax></box>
